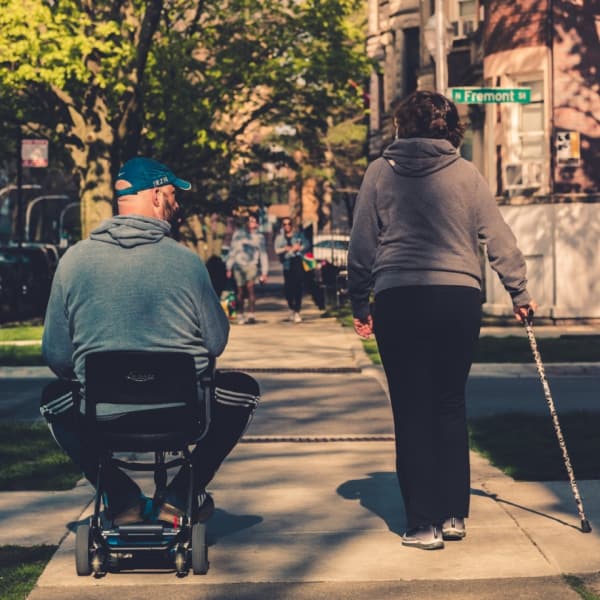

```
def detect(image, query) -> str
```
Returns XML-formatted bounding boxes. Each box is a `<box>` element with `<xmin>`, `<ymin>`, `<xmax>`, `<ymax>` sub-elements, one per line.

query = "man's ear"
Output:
<box><xmin>152</xmin><ymin>188</ymin><xmax>161</xmax><ymax>207</ymax></box>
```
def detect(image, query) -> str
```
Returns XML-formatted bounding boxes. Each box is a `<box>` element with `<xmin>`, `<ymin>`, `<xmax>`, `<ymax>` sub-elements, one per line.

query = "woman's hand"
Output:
<box><xmin>353</xmin><ymin>315</ymin><xmax>373</xmax><ymax>338</ymax></box>
<box><xmin>514</xmin><ymin>300</ymin><xmax>538</xmax><ymax>323</ymax></box>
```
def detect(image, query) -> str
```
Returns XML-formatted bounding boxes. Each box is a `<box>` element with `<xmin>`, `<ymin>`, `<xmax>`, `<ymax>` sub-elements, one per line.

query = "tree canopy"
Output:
<box><xmin>0</xmin><ymin>0</ymin><xmax>369</xmax><ymax>236</ymax></box>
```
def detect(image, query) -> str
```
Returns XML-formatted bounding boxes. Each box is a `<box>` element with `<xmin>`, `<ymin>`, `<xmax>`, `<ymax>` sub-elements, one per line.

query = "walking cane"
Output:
<box><xmin>523</xmin><ymin>310</ymin><xmax>592</xmax><ymax>533</ymax></box>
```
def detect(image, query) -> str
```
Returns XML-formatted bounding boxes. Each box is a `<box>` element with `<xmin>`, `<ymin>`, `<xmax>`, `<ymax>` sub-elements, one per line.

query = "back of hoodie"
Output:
<box><xmin>347</xmin><ymin>138</ymin><xmax>530</xmax><ymax>319</ymax></box>
<box><xmin>42</xmin><ymin>215</ymin><xmax>229</xmax><ymax>401</ymax></box>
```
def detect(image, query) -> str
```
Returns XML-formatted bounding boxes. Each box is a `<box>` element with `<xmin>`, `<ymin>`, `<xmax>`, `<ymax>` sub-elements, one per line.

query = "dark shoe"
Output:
<box><xmin>402</xmin><ymin>525</ymin><xmax>444</xmax><ymax>550</ymax></box>
<box><xmin>113</xmin><ymin>503</ymin><xmax>143</xmax><ymax>526</ymax></box>
<box><xmin>442</xmin><ymin>517</ymin><xmax>466</xmax><ymax>540</ymax></box>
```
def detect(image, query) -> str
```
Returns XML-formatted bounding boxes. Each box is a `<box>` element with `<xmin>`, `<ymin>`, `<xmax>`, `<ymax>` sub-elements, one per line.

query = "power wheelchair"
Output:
<box><xmin>75</xmin><ymin>351</ymin><xmax>214</xmax><ymax>577</ymax></box>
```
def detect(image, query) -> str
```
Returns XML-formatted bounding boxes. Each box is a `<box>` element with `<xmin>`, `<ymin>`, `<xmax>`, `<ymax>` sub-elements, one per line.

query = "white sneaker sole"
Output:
<box><xmin>401</xmin><ymin>538</ymin><xmax>444</xmax><ymax>550</ymax></box>
<box><xmin>442</xmin><ymin>528</ymin><xmax>466</xmax><ymax>540</ymax></box>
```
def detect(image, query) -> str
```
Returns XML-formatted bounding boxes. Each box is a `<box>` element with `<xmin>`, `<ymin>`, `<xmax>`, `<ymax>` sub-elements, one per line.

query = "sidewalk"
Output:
<box><xmin>4</xmin><ymin>274</ymin><xmax>600</xmax><ymax>599</ymax></box>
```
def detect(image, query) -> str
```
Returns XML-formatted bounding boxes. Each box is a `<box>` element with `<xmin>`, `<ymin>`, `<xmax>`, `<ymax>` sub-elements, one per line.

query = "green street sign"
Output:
<box><xmin>450</xmin><ymin>87</ymin><xmax>531</xmax><ymax>104</ymax></box>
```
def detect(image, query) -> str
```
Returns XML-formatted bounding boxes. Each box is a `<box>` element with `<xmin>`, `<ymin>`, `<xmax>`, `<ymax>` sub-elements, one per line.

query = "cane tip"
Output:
<box><xmin>581</xmin><ymin>519</ymin><xmax>592</xmax><ymax>533</ymax></box>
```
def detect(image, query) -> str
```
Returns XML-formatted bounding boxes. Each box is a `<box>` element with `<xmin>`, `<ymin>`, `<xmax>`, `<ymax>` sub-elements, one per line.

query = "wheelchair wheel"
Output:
<box><xmin>191</xmin><ymin>522</ymin><xmax>209</xmax><ymax>574</ymax></box>
<box><xmin>75</xmin><ymin>522</ymin><xmax>91</xmax><ymax>576</ymax></box>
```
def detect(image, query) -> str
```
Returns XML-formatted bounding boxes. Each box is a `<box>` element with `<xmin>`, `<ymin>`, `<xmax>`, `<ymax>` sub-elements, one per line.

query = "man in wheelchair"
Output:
<box><xmin>41</xmin><ymin>157</ymin><xmax>257</xmax><ymax>531</ymax></box>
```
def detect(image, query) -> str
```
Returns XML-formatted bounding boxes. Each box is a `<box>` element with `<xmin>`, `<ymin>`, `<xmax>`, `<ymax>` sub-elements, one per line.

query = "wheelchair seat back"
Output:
<box><xmin>85</xmin><ymin>351</ymin><xmax>210</xmax><ymax>452</ymax></box>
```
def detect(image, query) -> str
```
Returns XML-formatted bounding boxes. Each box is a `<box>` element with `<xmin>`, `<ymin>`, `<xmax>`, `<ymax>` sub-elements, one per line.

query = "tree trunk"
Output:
<box><xmin>55</xmin><ymin>86</ymin><xmax>115</xmax><ymax>239</ymax></box>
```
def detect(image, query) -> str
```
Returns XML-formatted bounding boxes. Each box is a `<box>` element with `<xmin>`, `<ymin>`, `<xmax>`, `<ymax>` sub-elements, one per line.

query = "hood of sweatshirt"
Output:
<box><xmin>90</xmin><ymin>215</ymin><xmax>171</xmax><ymax>248</ymax></box>
<box><xmin>382</xmin><ymin>138</ymin><xmax>460</xmax><ymax>177</ymax></box>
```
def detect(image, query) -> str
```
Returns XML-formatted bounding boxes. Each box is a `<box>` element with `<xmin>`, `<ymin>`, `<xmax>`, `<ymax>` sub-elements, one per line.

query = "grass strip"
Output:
<box><xmin>563</xmin><ymin>575</ymin><xmax>600</xmax><ymax>600</ymax></box>
<box><xmin>469</xmin><ymin>412</ymin><xmax>600</xmax><ymax>481</ymax></box>
<box><xmin>476</xmin><ymin>335</ymin><xmax>600</xmax><ymax>363</ymax></box>
<box><xmin>0</xmin><ymin>422</ymin><xmax>81</xmax><ymax>491</ymax></box>
<box><xmin>0</xmin><ymin>345</ymin><xmax>45</xmax><ymax>366</ymax></box>
<box><xmin>0</xmin><ymin>545</ymin><xmax>56</xmax><ymax>600</ymax></box>
<box><xmin>324</xmin><ymin>306</ymin><xmax>600</xmax><ymax>363</ymax></box>
<box><xmin>0</xmin><ymin>325</ymin><xmax>43</xmax><ymax>342</ymax></box>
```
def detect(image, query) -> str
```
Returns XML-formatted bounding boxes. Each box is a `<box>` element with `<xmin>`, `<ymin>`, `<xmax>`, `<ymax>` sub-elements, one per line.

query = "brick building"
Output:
<box><xmin>367</xmin><ymin>0</ymin><xmax>600</xmax><ymax>319</ymax></box>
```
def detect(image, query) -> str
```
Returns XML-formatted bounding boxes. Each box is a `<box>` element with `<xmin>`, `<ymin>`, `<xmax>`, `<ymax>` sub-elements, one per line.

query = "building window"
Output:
<box><xmin>451</xmin><ymin>0</ymin><xmax>477</xmax><ymax>38</ymax></box>
<box><xmin>459</xmin><ymin>0</ymin><xmax>476</xmax><ymax>18</ymax></box>
<box><xmin>404</xmin><ymin>28</ymin><xmax>420</xmax><ymax>95</ymax></box>
<box><xmin>378</xmin><ymin>72</ymin><xmax>385</xmax><ymax>130</ymax></box>
<box><xmin>504</xmin><ymin>79</ymin><xmax>545</xmax><ymax>194</ymax></box>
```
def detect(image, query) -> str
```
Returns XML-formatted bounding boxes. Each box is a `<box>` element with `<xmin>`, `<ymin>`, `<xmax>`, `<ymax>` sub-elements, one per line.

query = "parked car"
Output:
<box><xmin>0</xmin><ymin>243</ymin><xmax>57</xmax><ymax>322</ymax></box>
<box><xmin>312</xmin><ymin>233</ymin><xmax>349</xmax><ymax>268</ymax></box>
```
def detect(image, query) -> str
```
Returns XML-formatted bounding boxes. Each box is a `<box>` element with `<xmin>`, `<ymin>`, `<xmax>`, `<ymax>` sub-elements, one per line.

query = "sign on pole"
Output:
<box><xmin>21</xmin><ymin>139</ymin><xmax>49</xmax><ymax>167</ymax></box>
<box><xmin>450</xmin><ymin>87</ymin><xmax>531</xmax><ymax>104</ymax></box>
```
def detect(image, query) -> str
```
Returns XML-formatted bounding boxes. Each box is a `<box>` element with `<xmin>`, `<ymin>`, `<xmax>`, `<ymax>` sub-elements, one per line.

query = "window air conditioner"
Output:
<box><xmin>463</xmin><ymin>19</ymin><xmax>475</xmax><ymax>35</ymax></box>
<box><xmin>504</xmin><ymin>161</ymin><xmax>544</xmax><ymax>190</ymax></box>
<box><xmin>451</xmin><ymin>19</ymin><xmax>475</xmax><ymax>39</ymax></box>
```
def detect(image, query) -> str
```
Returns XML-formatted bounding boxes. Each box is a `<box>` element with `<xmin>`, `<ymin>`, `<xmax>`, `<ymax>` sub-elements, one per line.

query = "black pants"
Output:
<box><xmin>283</xmin><ymin>257</ymin><xmax>304</xmax><ymax>312</ymax></box>
<box><xmin>42</xmin><ymin>372</ymin><xmax>258</xmax><ymax>516</ymax></box>
<box><xmin>373</xmin><ymin>285</ymin><xmax>481</xmax><ymax>529</ymax></box>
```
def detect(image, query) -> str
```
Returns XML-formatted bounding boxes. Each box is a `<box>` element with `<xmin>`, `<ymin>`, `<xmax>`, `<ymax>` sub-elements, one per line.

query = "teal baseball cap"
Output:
<box><xmin>115</xmin><ymin>157</ymin><xmax>192</xmax><ymax>197</ymax></box>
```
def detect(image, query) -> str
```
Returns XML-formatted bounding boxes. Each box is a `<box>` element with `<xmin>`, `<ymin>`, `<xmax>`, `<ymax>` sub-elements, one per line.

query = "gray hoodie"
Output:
<box><xmin>348</xmin><ymin>138</ymin><xmax>531</xmax><ymax>319</ymax></box>
<box><xmin>42</xmin><ymin>215</ymin><xmax>229</xmax><ymax>403</ymax></box>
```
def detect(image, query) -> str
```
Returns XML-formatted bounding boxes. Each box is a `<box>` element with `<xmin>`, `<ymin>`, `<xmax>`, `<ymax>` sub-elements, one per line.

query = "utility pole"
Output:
<box><xmin>16</xmin><ymin>125</ymin><xmax>23</xmax><ymax>248</ymax></box>
<box><xmin>434</xmin><ymin>0</ymin><xmax>448</xmax><ymax>94</ymax></box>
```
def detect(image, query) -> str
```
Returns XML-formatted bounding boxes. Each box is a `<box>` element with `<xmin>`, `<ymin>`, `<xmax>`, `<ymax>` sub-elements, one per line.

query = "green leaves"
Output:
<box><xmin>0</xmin><ymin>0</ymin><xmax>370</xmax><ymax>220</ymax></box>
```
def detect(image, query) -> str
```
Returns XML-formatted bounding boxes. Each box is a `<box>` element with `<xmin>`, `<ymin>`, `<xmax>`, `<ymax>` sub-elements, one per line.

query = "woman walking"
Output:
<box><xmin>348</xmin><ymin>91</ymin><xmax>535</xmax><ymax>550</ymax></box>
<box><xmin>274</xmin><ymin>218</ymin><xmax>310</xmax><ymax>323</ymax></box>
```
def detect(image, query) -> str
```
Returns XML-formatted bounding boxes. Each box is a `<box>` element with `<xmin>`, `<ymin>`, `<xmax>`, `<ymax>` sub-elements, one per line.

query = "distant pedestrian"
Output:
<box><xmin>226</xmin><ymin>213</ymin><xmax>269</xmax><ymax>324</ymax></box>
<box><xmin>206</xmin><ymin>254</ymin><xmax>228</xmax><ymax>297</ymax></box>
<box><xmin>274</xmin><ymin>218</ymin><xmax>310</xmax><ymax>323</ymax></box>
<box><xmin>348</xmin><ymin>90</ymin><xmax>537</xmax><ymax>550</ymax></box>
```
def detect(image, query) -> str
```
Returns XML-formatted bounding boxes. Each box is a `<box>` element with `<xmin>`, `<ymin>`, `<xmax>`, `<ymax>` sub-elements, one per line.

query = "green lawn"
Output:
<box><xmin>0</xmin><ymin>422</ymin><xmax>81</xmax><ymax>491</ymax></box>
<box><xmin>0</xmin><ymin>545</ymin><xmax>56</xmax><ymax>600</ymax></box>
<box><xmin>0</xmin><ymin>422</ymin><xmax>79</xmax><ymax>598</ymax></box>
<box><xmin>324</xmin><ymin>306</ymin><xmax>600</xmax><ymax>364</ymax></box>
<box><xmin>469</xmin><ymin>412</ymin><xmax>600</xmax><ymax>481</ymax></box>
<box><xmin>0</xmin><ymin>345</ymin><xmax>45</xmax><ymax>366</ymax></box>
<box><xmin>359</xmin><ymin>331</ymin><xmax>600</xmax><ymax>364</ymax></box>
<box><xmin>0</xmin><ymin>325</ymin><xmax>43</xmax><ymax>342</ymax></box>
<box><xmin>476</xmin><ymin>335</ymin><xmax>600</xmax><ymax>363</ymax></box>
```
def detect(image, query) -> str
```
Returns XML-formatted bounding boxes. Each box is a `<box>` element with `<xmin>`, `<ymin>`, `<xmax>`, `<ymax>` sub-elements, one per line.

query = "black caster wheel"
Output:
<box><xmin>174</xmin><ymin>546</ymin><xmax>188</xmax><ymax>577</ymax></box>
<box><xmin>191</xmin><ymin>522</ymin><xmax>209</xmax><ymax>574</ymax></box>
<box><xmin>75</xmin><ymin>522</ymin><xmax>91</xmax><ymax>576</ymax></box>
<box><xmin>90</xmin><ymin>548</ymin><xmax>106</xmax><ymax>576</ymax></box>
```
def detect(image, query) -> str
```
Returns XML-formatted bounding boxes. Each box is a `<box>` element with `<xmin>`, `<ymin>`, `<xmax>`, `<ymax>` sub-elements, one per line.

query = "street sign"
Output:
<box><xmin>21</xmin><ymin>139</ymin><xmax>49</xmax><ymax>167</ymax></box>
<box><xmin>450</xmin><ymin>87</ymin><xmax>531</xmax><ymax>104</ymax></box>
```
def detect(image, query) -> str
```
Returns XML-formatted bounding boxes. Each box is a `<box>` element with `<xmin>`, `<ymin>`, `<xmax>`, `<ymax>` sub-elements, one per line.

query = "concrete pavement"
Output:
<box><xmin>2</xmin><ymin>274</ymin><xmax>600</xmax><ymax>599</ymax></box>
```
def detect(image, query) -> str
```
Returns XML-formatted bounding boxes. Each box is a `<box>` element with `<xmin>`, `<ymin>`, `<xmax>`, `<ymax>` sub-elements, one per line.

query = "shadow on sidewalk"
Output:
<box><xmin>337</xmin><ymin>474</ymin><xmax>582</xmax><ymax>535</ymax></box>
<box><xmin>207</xmin><ymin>508</ymin><xmax>263</xmax><ymax>545</ymax></box>
<box><xmin>337</xmin><ymin>471</ymin><xmax>405</xmax><ymax>536</ymax></box>
<box><xmin>470</xmin><ymin>487</ymin><xmax>581</xmax><ymax>531</ymax></box>
<box><xmin>66</xmin><ymin>508</ymin><xmax>263</xmax><ymax>546</ymax></box>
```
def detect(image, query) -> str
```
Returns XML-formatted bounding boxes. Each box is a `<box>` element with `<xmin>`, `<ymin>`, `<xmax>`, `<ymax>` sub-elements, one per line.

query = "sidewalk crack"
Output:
<box><xmin>480</xmin><ymin>481</ymin><xmax>557</xmax><ymax>569</ymax></box>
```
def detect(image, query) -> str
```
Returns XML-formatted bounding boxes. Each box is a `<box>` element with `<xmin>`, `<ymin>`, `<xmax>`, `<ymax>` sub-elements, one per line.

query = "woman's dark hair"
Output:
<box><xmin>393</xmin><ymin>90</ymin><xmax>465</xmax><ymax>148</ymax></box>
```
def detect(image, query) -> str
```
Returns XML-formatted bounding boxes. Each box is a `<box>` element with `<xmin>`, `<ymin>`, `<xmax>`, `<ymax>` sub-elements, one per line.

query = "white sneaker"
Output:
<box><xmin>293</xmin><ymin>312</ymin><xmax>302</xmax><ymax>323</ymax></box>
<box><xmin>441</xmin><ymin>517</ymin><xmax>466</xmax><ymax>540</ymax></box>
<box><xmin>285</xmin><ymin>311</ymin><xmax>294</xmax><ymax>322</ymax></box>
<box><xmin>237</xmin><ymin>314</ymin><xmax>247</xmax><ymax>325</ymax></box>
<box><xmin>402</xmin><ymin>525</ymin><xmax>444</xmax><ymax>550</ymax></box>
<box><xmin>246</xmin><ymin>313</ymin><xmax>256</xmax><ymax>324</ymax></box>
